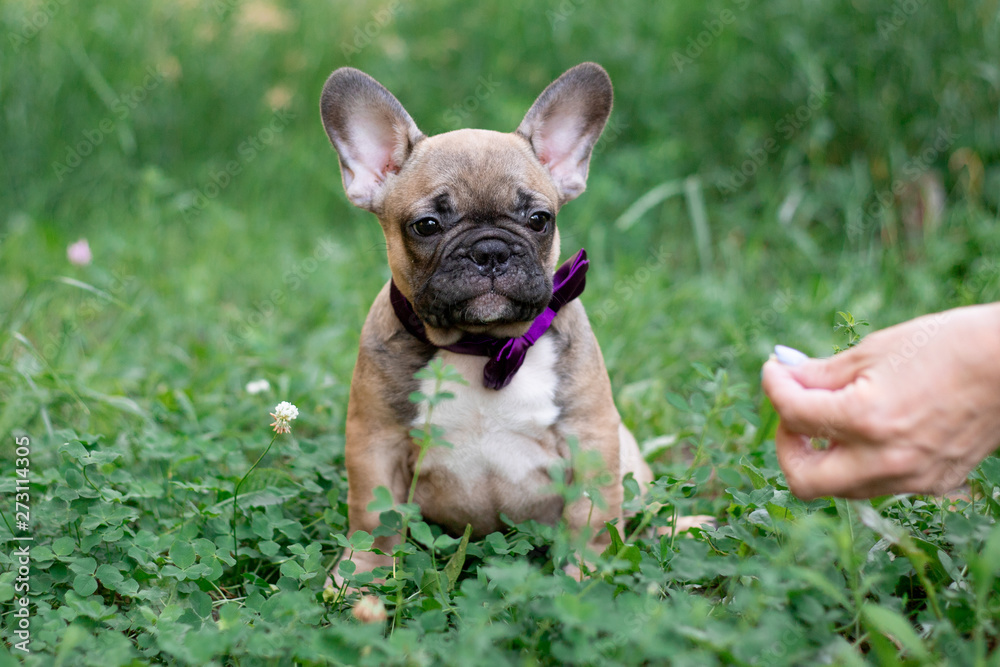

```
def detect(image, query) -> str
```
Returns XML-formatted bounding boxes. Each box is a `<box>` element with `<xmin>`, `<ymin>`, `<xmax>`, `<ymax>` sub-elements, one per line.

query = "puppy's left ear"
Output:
<box><xmin>516</xmin><ymin>62</ymin><xmax>613</xmax><ymax>204</ymax></box>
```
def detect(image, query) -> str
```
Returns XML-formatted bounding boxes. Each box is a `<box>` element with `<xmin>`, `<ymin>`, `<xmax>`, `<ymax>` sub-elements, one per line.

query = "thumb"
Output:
<box><xmin>777</xmin><ymin>345</ymin><xmax>866</xmax><ymax>390</ymax></box>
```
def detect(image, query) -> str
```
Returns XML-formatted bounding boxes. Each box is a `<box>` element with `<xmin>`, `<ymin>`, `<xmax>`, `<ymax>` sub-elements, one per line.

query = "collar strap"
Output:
<box><xmin>389</xmin><ymin>249</ymin><xmax>589</xmax><ymax>389</ymax></box>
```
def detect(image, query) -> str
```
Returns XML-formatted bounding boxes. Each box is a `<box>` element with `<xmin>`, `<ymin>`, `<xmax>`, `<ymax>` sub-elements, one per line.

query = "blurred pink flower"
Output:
<box><xmin>67</xmin><ymin>239</ymin><xmax>92</xmax><ymax>266</ymax></box>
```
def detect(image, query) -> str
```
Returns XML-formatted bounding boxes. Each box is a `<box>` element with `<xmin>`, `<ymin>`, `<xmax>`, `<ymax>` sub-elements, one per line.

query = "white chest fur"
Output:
<box><xmin>411</xmin><ymin>335</ymin><xmax>564</xmax><ymax>530</ymax></box>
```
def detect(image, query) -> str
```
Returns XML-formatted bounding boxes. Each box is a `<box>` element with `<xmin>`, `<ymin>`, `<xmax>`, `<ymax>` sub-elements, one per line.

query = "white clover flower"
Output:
<box><xmin>269</xmin><ymin>401</ymin><xmax>298</xmax><ymax>434</ymax></box>
<box><xmin>245</xmin><ymin>379</ymin><xmax>271</xmax><ymax>394</ymax></box>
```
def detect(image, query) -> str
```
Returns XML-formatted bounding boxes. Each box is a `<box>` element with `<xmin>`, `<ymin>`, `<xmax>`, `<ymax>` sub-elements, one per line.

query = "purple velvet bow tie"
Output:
<box><xmin>389</xmin><ymin>249</ymin><xmax>590</xmax><ymax>390</ymax></box>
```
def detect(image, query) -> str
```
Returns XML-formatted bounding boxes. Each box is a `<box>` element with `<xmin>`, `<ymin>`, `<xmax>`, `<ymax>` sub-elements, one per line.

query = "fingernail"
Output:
<box><xmin>774</xmin><ymin>345</ymin><xmax>809</xmax><ymax>366</ymax></box>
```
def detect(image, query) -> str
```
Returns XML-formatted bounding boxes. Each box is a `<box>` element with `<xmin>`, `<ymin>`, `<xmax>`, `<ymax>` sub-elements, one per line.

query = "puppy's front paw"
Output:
<box><xmin>327</xmin><ymin>550</ymin><xmax>393</xmax><ymax>594</ymax></box>
<box><xmin>563</xmin><ymin>560</ymin><xmax>585</xmax><ymax>582</ymax></box>
<box><xmin>660</xmin><ymin>514</ymin><xmax>717</xmax><ymax>537</ymax></box>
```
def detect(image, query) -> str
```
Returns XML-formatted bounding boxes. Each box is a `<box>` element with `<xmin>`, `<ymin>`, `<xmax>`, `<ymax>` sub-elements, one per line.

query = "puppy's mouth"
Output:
<box><xmin>464</xmin><ymin>291</ymin><xmax>517</xmax><ymax>324</ymax></box>
<box><xmin>415</xmin><ymin>281</ymin><xmax>550</xmax><ymax>332</ymax></box>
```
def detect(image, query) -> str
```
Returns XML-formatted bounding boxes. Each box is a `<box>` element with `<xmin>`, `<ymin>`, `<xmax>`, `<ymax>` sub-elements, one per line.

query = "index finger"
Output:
<box><xmin>762</xmin><ymin>359</ymin><xmax>854</xmax><ymax>440</ymax></box>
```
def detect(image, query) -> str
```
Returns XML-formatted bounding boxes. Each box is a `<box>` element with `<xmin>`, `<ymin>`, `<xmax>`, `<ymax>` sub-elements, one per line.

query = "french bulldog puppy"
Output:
<box><xmin>320</xmin><ymin>63</ymin><xmax>668</xmax><ymax>581</ymax></box>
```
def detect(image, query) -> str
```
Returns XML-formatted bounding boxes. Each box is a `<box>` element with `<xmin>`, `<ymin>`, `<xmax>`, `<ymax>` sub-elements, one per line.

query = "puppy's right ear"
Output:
<box><xmin>320</xmin><ymin>68</ymin><xmax>424</xmax><ymax>212</ymax></box>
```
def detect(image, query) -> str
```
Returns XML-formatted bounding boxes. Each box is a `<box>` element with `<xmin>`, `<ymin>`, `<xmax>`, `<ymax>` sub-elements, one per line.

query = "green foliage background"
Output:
<box><xmin>1</xmin><ymin>0</ymin><xmax>999</xmax><ymax>664</ymax></box>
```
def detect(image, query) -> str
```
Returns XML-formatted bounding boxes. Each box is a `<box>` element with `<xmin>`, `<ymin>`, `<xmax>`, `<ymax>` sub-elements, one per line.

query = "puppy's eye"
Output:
<box><xmin>411</xmin><ymin>217</ymin><xmax>441</xmax><ymax>237</ymax></box>
<box><xmin>527</xmin><ymin>211</ymin><xmax>551</xmax><ymax>233</ymax></box>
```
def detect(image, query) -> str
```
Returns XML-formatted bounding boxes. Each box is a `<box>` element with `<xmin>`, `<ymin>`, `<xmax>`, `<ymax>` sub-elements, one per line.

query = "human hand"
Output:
<box><xmin>761</xmin><ymin>303</ymin><xmax>1000</xmax><ymax>499</ymax></box>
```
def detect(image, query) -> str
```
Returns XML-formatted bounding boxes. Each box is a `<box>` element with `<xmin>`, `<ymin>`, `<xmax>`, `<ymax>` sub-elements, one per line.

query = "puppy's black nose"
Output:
<box><xmin>470</xmin><ymin>238</ymin><xmax>511</xmax><ymax>275</ymax></box>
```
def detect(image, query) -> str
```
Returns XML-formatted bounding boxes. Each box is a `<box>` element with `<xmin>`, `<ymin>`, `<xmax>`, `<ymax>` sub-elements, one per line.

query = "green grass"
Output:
<box><xmin>2</xmin><ymin>1</ymin><xmax>1000</xmax><ymax>664</ymax></box>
